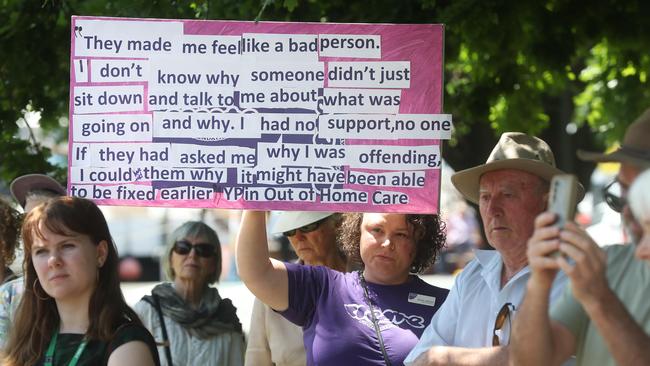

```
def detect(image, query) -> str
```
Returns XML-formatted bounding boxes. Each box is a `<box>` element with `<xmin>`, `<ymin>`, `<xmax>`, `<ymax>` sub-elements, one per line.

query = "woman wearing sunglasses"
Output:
<box><xmin>237</xmin><ymin>212</ymin><xmax>449</xmax><ymax>365</ymax></box>
<box><xmin>246</xmin><ymin>212</ymin><xmax>347</xmax><ymax>366</ymax></box>
<box><xmin>134</xmin><ymin>221</ymin><xmax>245</xmax><ymax>366</ymax></box>
<box><xmin>2</xmin><ymin>197</ymin><xmax>159</xmax><ymax>366</ymax></box>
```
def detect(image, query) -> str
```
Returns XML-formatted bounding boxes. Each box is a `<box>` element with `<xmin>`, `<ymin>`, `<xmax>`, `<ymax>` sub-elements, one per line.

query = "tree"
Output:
<box><xmin>1</xmin><ymin>0</ymin><xmax>648</xmax><ymax>186</ymax></box>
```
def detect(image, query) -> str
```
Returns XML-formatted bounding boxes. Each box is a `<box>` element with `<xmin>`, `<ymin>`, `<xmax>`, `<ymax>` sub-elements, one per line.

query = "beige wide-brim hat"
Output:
<box><xmin>10</xmin><ymin>174</ymin><xmax>66</xmax><ymax>209</ymax></box>
<box><xmin>577</xmin><ymin>107</ymin><xmax>650</xmax><ymax>168</ymax></box>
<box><xmin>451</xmin><ymin>132</ymin><xmax>585</xmax><ymax>204</ymax></box>
<box><xmin>272</xmin><ymin>211</ymin><xmax>334</xmax><ymax>234</ymax></box>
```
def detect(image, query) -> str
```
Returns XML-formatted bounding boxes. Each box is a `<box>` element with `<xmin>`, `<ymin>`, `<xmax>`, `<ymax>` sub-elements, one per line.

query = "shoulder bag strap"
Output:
<box><xmin>149</xmin><ymin>294</ymin><xmax>173</xmax><ymax>365</ymax></box>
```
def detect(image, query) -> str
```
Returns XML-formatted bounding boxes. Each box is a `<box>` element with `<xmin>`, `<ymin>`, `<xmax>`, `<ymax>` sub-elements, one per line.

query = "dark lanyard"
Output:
<box><xmin>359</xmin><ymin>271</ymin><xmax>391</xmax><ymax>366</ymax></box>
<box><xmin>44</xmin><ymin>331</ymin><xmax>89</xmax><ymax>366</ymax></box>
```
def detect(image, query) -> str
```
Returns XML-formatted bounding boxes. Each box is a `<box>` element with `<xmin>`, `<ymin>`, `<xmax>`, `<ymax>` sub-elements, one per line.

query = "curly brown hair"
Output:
<box><xmin>338</xmin><ymin>213</ymin><xmax>446</xmax><ymax>273</ymax></box>
<box><xmin>0</xmin><ymin>199</ymin><xmax>22</xmax><ymax>267</ymax></box>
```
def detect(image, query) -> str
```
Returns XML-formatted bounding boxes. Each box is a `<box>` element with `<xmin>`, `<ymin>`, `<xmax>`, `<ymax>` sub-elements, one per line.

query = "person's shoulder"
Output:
<box><xmin>452</xmin><ymin>255</ymin><xmax>486</xmax><ymax>282</ymax></box>
<box><xmin>411</xmin><ymin>277</ymin><xmax>450</xmax><ymax>303</ymax></box>
<box><xmin>602</xmin><ymin>243</ymin><xmax>644</xmax><ymax>280</ymax></box>
<box><xmin>133</xmin><ymin>296</ymin><xmax>155</xmax><ymax>312</ymax></box>
<box><xmin>108</xmin><ymin>322</ymin><xmax>160</xmax><ymax>366</ymax></box>
<box><xmin>287</xmin><ymin>261</ymin><xmax>342</xmax><ymax>279</ymax></box>
<box><xmin>602</xmin><ymin>243</ymin><xmax>632</xmax><ymax>255</ymax></box>
<box><xmin>0</xmin><ymin>277</ymin><xmax>23</xmax><ymax>291</ymax></box>
<box><xmin>0</xmin><ymin>277</ymin><xmax>24</xmax><ymax>304</ymax></box>
<box><xmin>112</xmin><ymin>321</ymin><xmax>156</xmax><ymax>345</ymax></box>
<box><xmin>603</xmin><ymin>243</ymin><xmax>636</xmax><ymax>265</ymax></box>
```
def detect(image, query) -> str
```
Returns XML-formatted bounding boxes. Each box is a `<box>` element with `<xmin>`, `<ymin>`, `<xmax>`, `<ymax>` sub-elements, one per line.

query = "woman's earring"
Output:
<box><xmin>32</xmin><ymin>279</ymin><xmax>50</xmax><ymax>301</ymax></box>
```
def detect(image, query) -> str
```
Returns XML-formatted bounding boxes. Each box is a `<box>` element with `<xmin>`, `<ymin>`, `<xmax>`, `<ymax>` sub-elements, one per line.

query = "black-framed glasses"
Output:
<box><xmin>492</xmin><ymin>302</ymin><xmax>515</xmax><ymax>346</ymax></box>
<box><xmin>603</xmin><ymin>180</ymin><xmax>627</xmax><ymax>213</ymax></box>
<box><xmin>283</xmin><ymin>218</ymin><xmax>328</xmax><ymax>237</ymax></box>
<box><xmin>173</xmin><ymin>240</ymin><xmax>216</xmax><ymax>258</ymax></box>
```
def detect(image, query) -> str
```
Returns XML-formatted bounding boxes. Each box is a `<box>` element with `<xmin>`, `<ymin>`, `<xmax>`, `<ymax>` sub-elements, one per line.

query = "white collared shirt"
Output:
<box><xmin>405</xmin><ymin>249</ymin><xmax>568</xmax><ymax>363</ymax></box>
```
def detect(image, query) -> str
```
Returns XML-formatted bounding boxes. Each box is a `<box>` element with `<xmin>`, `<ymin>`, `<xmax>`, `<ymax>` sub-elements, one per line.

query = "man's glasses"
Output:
<box><xmin>492</xmin><ymin>302</ymin><xmax>515</xmax><ymax>346</ymax></box>
<box><xmin>603</xmin><ymin>180</ymin><xmax>627</xmax><ymax>213</ymax></box>
<box><xmin>283</xmin><ymin>218</ymin><xmax>327</xmax><ymax>237</ymax></box>
<box><xmin>173</xmin><ymin>240</ymin><xmax>216</xmax><ymax>258</ymax></box>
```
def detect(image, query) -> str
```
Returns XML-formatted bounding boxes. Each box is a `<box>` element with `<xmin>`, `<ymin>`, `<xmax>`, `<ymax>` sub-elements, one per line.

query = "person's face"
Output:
<box><xmin>636</xmin><ymin>219</ymin><xmax>650</xmax><ymax>262</ymax></box>
<box><xmin>618</xmin><ymin>163</ymin><xmax>643</xmax><ymax>243</ymax></box>
<box><xmin>286</xmin><ymin>218</ymin><xmax>338</xmax><ymax>266</ymax></box>
<box><xmin>359</xmin><ymin>213</ymin><xmax>416</xmax><ymax>285</ymax></box>
<box><xmin>31</xmin><ymin>224</ymin><xmax>107</xmax><ymax>302</ymax></box>
<box><xmin>171</xmin><ymin>236</ymin><xmax>217</xmax><ymax>285</ymax></box>
<box><xmin>479</xmin><ymin>169</ymin><xmax>547</xmax><ymax>253</ymax></box>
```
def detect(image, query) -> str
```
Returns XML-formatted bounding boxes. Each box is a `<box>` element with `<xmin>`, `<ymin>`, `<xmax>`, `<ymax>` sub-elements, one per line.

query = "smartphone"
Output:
<box><xmin>548</xmin><ymin>174</ymin><xmax>579</xmax><ymax>228</ymax></box>
<box><xmin>547</xmin><ymin>174</ymin><xmax>578</xmax><ymax>257</ymax></box>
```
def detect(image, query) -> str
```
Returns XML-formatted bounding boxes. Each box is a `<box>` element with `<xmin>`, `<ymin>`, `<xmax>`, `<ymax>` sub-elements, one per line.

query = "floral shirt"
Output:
<box><xmin>0</xmin><ymin>277</ymin><xmax>24</xmax><ymax>349</ymax></box>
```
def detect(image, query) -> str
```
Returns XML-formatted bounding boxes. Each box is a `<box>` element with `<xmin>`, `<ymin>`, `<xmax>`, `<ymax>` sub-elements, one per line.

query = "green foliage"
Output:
<box><xmin>2</xmin><ymin>0</ymin><xmax>649</xmax><ymax>185</ymax></box>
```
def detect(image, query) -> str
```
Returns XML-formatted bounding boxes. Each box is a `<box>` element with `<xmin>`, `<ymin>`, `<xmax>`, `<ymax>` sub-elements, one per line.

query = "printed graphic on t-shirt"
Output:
<box><xmin>344</xmin><ymin>303</ymin><xmax>426</xmax><ymax>331</ymax></box>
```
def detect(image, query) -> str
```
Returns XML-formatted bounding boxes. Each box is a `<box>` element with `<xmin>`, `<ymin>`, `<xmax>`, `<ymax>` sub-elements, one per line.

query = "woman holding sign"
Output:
<box><xmin>2</xmin><ymin>197</ymin><xmax>159</xmax><ymax>366</ymax></box>
<box><xmin>237</xmin><ymin>211</ymin><xmax>448</xmax><ymax>365</ymax></box>
<box><xmin>245</xmin><ymin>211</ymin><xmax>348</xmax><ymax>366</ymax></box>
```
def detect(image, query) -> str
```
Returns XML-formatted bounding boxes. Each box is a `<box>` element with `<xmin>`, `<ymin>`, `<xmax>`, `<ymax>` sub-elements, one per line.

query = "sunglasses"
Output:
<box><xmin>603</xmin><ymin>180</ymin><xmax>627</xmax><ymax>213</ymax></box>
<box><xmin>492</xmin><ymin>302</ymin><xmax>515</xmax><ymax>346</ymax></box>
<box><xmin>173</xmin><ymin>240</ymin><xmax>216</xmax><ymax>258</ymax></box>
<box><xmin>283</xmin><ymin>218</ymin><xmax>327</xmax><ymax>237</ymax></box>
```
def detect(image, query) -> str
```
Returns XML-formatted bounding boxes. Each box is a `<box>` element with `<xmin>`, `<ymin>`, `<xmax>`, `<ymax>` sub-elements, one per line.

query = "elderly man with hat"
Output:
<box><xmin>9</xmin><ymin>173</ymin><xmax>66</xmax><ymax>212</ymax></box>
<box><xmin>245</xmin><ymin>211</ymin><xmax>347</xmax><ymax>366</ymax></box>
<box><xmin>406</xmin><ymin>133</ymin><xmax>579</xmax><ymax>365</ymax></box>
<box><xmin>512</xmin><ymin>108</ymin><xmax>650</xmax><ymax>366</ymax></box>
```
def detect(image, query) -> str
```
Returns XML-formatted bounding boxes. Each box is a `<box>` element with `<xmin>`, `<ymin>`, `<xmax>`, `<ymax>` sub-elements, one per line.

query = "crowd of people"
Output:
<box><xmin>0</xmin><ymin>108</ymin><xmax>648</xmax><ymax>365</ymax></box>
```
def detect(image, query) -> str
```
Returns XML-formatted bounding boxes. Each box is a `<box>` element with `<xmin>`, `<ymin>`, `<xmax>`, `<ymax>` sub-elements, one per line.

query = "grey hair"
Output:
<box><xmin>25</xmin><ymin>189</ymin><xmax>62</xmax><ymax>203</ymax></box>
<box><xmin>163</xmin><ymin>221</ymin><xmax>222</xmax><ymax>284</ymax></box>
<box><xmin>629</xmin><ymin>169</ymin><xmax>650</xmax><ymax>223</ymax></box>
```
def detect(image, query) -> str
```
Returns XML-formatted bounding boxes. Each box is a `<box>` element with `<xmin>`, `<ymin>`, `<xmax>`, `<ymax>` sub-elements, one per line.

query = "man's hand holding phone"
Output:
<box><xmin>527</xmin><ymin>174</ymin><xmax>580</xmax><ymax>287</ymax></box>
<box><xmin>527</xmin><ymin>174</ymin><xmax>610</xmax><ymax>307</ymax></box>
<box><xmin>546</xmin><ymin>174</ymin><xmax>579</xmax><ymax>257</ymax></box>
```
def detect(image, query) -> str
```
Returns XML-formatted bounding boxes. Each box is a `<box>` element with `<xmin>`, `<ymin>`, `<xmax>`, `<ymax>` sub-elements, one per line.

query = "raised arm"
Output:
<box><xmin>511</xmin><ymin>212</ymin><xmax>575</xmax><ymax>366</ymax></box>
<box><xmin>235</xmin><ymin>211</ymin><xmax>289</xmax><ymax>311</ymax></box>
<box><xmin>556</xmin><ymin>222</ymin><xmax>650</xmax><ymax>365</ymax></box>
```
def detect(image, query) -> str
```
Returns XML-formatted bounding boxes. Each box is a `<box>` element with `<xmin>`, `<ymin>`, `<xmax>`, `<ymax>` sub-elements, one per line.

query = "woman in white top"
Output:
<box><xmin>134</xmin><ymin>221</ymin><xmax>245</xmax><ymax>366</ymax></box>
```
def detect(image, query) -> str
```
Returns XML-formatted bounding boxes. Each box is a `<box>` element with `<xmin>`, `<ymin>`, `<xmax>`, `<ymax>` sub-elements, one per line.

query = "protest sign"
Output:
<box><xmin>69</xmin><ymin>16</ymin><xmax>451</xmax><ymax>213</ymax></box>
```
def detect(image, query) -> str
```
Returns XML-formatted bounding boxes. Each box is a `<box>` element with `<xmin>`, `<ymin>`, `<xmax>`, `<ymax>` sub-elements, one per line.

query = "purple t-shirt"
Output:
<box><xmin>280</xmin><ymin>262</ymin><xmax>448</xmax><ymax>365</ymax></box>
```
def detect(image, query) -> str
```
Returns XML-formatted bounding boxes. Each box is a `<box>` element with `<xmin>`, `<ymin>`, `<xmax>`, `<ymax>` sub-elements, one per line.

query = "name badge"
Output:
<box><xmin>408</xmin><ymin>293</ymin><xmax>436</xmax><ymax>307</ymax></box>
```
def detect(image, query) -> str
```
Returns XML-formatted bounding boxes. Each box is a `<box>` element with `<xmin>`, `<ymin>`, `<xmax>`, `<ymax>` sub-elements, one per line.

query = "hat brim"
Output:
<box><xmin>272</xmin><ymin>211</ymin><xmax>334</xmax><ymax>234</ymax></box>
<box><xmin>10</xmin><ymin>174</ymin><xmax>66</xmax><ymax>208</ymax></box>
<box><xmin>577</xmin><ymin>149</ymin><xmax>650</xmax><ymax>168</ymax></box>
<box><xmin>451</xmin><ymin>159</ymin><xmax>585</xmax><ymax>204</ymax></box>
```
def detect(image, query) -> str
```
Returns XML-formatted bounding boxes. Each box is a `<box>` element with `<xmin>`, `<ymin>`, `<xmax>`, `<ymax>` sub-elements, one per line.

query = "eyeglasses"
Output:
<box><xmin>603</xmin><ymin>180</ymin><xmax>627</xmax><ymax>213</ymax></box>
<box><xmin>283</xmin><ymin>218</ymin><xmax>327</xmax><ymax>237</ymax></box>
<box><xmin>173</xmin><ymin>240</ymin><xmax>216</xmax><ymax>258</ymax></box>
<box><xmin>492</xmin><ymin>302</ymin><xmax>515</xmax><ymax>346</ymax></box>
